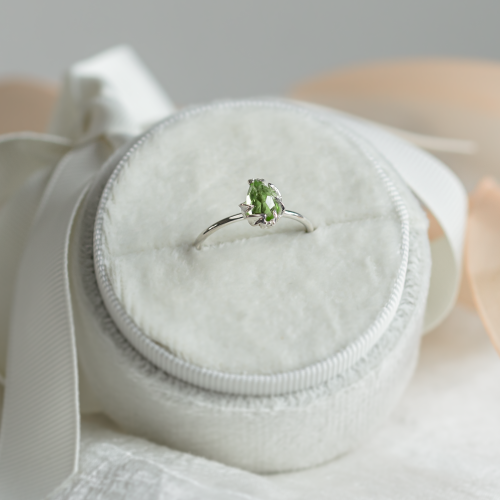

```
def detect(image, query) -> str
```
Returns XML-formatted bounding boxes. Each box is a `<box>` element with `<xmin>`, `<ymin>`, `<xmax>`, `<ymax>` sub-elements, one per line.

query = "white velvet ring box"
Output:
<box><xmin>70</xmin><ymin>99</ymin><xmax>431</xmax><ymax>473</ymax></box>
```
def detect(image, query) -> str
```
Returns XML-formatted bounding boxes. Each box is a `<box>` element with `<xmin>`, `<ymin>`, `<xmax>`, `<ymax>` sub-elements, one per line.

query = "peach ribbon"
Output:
<box><xmin>0</xmin><ymin>79</ymin><xmax>57</xmax><ymax>134</ymax></box>
<box><xmin>291</xmin><ymin>59</ymin><xmax>500</xmax><ymax>355</ymax></box>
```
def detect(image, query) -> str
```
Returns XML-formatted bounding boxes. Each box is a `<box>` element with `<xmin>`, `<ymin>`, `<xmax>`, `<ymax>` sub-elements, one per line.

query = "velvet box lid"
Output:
<box><xmin>73</xmin><ymin>99</ymin><xmax>432</xmax><ymax>471</ymax></box>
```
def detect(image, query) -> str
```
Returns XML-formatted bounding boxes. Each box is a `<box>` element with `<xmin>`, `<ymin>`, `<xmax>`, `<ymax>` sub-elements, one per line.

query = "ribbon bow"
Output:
<box><xmin>0</xmin><ymin>46</ymin><xmax>174</xmax><ymax>499</ymax></box>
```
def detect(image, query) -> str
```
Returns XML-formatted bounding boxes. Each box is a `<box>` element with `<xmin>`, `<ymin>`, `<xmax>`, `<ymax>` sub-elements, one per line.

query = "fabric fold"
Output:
<box><xmin>0</xmin><ymin>46</ymin><xmax>174</xmax><ymax>499</ymax></box>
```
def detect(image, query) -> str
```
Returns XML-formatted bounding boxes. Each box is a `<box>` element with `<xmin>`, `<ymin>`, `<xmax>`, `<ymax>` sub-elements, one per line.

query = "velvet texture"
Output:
<box><xmin>100</xmin><ymin>104</ymin><xmax>409</xmax><ymax>375</ymax></box>
<box><xmin>71</xmin><ymin>101</ymin><xmax>431</xmax><ymax>472</ymax></box>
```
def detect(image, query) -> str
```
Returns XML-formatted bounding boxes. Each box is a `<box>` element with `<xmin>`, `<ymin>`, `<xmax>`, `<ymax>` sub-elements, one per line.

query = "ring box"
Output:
<box><xmin>71</xmin><ymin>99</ymin><xmax>431</xmax><ymax>472</ymax></box>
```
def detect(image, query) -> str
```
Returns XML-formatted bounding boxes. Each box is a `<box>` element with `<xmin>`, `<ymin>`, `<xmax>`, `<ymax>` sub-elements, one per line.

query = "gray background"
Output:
<box><xmin>1</xmin><ymin>0</ymin><xmax>499</xmax><ymax>105</ymax></box>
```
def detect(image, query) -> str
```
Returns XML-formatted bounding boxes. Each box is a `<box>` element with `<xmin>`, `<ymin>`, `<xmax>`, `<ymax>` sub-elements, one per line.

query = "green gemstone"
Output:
<box><xmin>246</xmin><ymin>179</ymin><xmax>282</xmax><ymax>221</ymax></box>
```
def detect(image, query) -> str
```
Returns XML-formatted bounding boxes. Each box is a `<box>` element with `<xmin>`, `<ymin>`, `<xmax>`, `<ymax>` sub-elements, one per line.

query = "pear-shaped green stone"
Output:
<box><xmin>246</xmin><ymin>180</ymin><xmax>282</xmax><ymax>221</ymax></box>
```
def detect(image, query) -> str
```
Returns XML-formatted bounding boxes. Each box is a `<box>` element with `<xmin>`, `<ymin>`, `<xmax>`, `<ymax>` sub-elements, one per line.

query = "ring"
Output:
<box><xmin>194</xmin><ymin>178</ymin><xmax>314</xmax><ymax>249</ymax></box>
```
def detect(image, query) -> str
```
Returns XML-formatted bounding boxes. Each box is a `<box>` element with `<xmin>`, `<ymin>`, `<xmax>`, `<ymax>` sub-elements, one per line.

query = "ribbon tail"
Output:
<box><xmin>467</xmin><ymin>178</ymin><xmax>500</xmax><ymax>356</ymax></box>
<box><xmin>0</xmin><ymin>141</ymin><xmax>109</xmax><ymax>500</ymax></box>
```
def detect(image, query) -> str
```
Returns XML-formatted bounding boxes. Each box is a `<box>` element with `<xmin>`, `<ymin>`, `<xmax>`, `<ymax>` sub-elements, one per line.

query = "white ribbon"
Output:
<box><xmin>0</xmin><ymin>46</ymin><xmax>174</xmax><ymax>500</ymax></box>
<box><xmin>0</xmin><ymin>46</ymin><xmax>466</xmax><ymax>499</ymax></box>
<box><xmin>331</xmin><ymin>112</ymin><xmax>468</xmax><ymax>332</ymax></box>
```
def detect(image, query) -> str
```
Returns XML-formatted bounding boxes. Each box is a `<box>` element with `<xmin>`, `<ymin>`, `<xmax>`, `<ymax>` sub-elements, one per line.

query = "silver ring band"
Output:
<box><xmin>195</xmin><ymin>209</ymin><xmax>313</xmax><ymax>250</ymax></box>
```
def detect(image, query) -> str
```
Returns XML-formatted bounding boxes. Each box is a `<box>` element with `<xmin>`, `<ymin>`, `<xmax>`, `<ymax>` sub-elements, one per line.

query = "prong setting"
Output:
<box><xmin>239</xmin><ymin>203</ymin><xmax>254</xmax><ymax>215</ymax></box>
<box><xmin>194</xmin><ymin>178</ymin><xmax>312</xmax><ymax>249</ymax></box>
<box><xmin>268</xmin><ymin>183</ymin><xmax>282</xmax><ymax>202</ymax></box>
<box><xmin>241</xmin><ymin>178</ymin><xmax>285</xmax><ymax>229</ymax></box>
